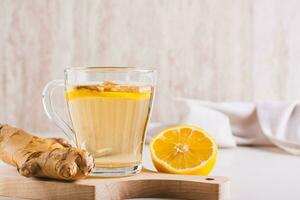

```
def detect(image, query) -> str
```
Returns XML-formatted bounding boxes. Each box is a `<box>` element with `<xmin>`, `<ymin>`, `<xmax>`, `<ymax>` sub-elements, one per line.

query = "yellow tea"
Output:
<box><xmin>66</xmin><ymin>81</ymin><xmax>153</xmax><ymax>169</ymax></box>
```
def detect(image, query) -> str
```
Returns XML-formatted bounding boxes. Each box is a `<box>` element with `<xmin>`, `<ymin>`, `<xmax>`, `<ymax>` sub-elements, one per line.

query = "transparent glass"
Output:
<box><xmin>43</xmin><ymin>67</ymin><xmax>157</xmax><ymax>176</ymax></box>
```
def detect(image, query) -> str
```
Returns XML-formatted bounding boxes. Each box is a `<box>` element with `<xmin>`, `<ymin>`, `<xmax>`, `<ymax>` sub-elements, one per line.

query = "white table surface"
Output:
<box><xmin>1</xmin><ymin>139</ymin><xmax>300</xmax><ymax>200</ymax></box>
<box><xmin>142</xmin><ymin>146</ymin><xmax>300</xmax><ymax>200</ymax></box>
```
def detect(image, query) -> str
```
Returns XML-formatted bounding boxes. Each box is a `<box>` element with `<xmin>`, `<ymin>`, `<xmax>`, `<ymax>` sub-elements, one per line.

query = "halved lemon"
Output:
<box><xmin>149</xmin><ymin>124</ymin><xmax>218</xmax><ymax>175</ymax></box>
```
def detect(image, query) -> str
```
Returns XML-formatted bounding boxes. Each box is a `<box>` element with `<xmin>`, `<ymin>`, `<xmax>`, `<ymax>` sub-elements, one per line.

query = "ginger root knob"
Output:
<box><xmin>0</xmin><ymin>124</ymin><xmax>94</xmax><ymax>181</ymax></box>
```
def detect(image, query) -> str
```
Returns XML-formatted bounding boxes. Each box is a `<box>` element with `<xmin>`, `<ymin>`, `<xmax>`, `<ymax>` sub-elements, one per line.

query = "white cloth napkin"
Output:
<box><xmin>147</xmin><ymin>98</ymin><xmax>300</xmax><ymax>155</ymax></box>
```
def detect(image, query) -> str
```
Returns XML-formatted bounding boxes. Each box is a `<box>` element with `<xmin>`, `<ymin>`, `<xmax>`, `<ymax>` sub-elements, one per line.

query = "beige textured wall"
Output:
<box><xmin>1</xmin><ymin>0</ymin><xmax>300</xmax><ymax>132</ymax></box>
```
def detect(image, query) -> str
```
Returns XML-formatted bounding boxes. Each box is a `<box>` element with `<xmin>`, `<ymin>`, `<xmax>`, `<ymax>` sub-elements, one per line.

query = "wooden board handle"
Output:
<box><xmin>91</xmin><ymin>169</ymin><xmax>230</xmax><ymax>200</ymax></box>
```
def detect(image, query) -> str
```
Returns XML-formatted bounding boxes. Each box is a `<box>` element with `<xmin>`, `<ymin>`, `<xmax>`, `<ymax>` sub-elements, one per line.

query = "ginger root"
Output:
<box><xmin>0</xmin><ymin>124</ymin><xmax>94</xmax><ymax>181</ymax></box>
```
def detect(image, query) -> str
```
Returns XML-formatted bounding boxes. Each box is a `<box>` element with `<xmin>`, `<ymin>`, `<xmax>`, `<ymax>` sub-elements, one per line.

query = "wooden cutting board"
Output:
<box><xmin>0</xmin><ymin>166</ymin><xmax>229</xmax><ymax>200</ymax></box>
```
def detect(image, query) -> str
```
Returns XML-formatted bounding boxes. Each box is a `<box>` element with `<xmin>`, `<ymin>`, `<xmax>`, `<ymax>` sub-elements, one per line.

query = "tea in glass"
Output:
<box><xmin>66</xmin><ymin>81</ymin><xmax>154</xmax><ymax>172</ymax></box>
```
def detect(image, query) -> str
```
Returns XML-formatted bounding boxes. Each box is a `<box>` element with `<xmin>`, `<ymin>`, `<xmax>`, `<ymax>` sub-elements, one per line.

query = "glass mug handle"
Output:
<box><xmin>42</xmin><ymin>80</ymin><xmax>76</xmax><ymax>144</ymax></box>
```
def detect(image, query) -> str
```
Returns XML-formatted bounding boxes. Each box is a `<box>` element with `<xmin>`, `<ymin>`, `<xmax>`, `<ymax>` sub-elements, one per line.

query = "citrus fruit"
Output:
<box><xmin>149</xmin><ymin>124</ymin><xmax>218</xmax><ymax>175</ymax></box>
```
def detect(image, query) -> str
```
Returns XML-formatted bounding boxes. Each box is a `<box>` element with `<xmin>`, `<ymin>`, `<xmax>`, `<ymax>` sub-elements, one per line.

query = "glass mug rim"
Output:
<box><xmin>64</xmin><ymin>66</ymin><xmax>157</xmax><ymax>73</ymax></box>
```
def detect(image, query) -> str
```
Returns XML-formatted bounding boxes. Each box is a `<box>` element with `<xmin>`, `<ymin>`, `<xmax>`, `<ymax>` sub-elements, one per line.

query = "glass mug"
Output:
<box><xmin>43</xmin><ymin>67</ymin><xmax>156</xmax><ymax>176</ymax></box>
